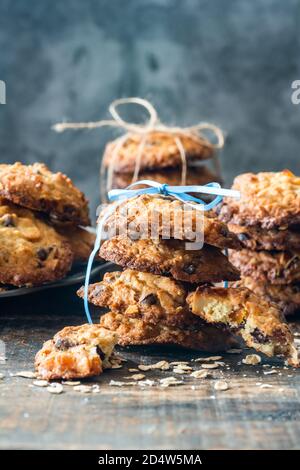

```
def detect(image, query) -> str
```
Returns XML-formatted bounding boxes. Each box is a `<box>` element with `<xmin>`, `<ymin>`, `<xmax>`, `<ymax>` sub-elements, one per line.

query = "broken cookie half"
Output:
<box><xmin>35</xmin><ymin>324</ymin><xmax>118</xmax><ymax>380</ymax></box>
<box><xmin>187</xmin><ymin>286</ymin><xmax>299</xmax><ymax>367</ymax></box>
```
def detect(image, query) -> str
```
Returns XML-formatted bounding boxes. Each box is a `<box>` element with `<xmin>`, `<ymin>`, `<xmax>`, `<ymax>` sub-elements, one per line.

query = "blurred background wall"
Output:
<box><xmin>0</xmin><ymin>0</ymin><xmax>299</xmax><ymax>217</ymax></box>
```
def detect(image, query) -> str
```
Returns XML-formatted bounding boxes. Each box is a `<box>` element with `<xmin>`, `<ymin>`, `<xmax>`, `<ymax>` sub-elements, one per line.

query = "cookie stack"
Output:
<box><xmin>0</xmin><ymin>162</ymin><xmax>94</xmax><ymax>287</ymax></box>
<box><xmin>78</xmin><ymin>193</ymin><xmax>241</xmax><ymax>352</ymax></box>
<box><xmin>103</xmin><ymin>131</ymin><xmax>221</xmax><ymax>190</ymax></box>
<box><xmin>219</xmin><ymin>170</ymin><xmax>300</xmax><ymax>316</ymax></box>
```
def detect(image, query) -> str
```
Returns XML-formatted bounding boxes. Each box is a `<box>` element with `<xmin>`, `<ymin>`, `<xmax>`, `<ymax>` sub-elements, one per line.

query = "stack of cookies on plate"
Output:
<box><xmin>0</xmin><ymin>162</ymin><xmax>94</xmax><ymax>288</ymax></box>
<box><xmin>78</xmin><ymin>194</ymin><xmax>299</xmax><ymax>367</ymax></box>
<box><xmin>103</xmin><ymin>131</ymin><xmax>221</xmax><ymax>190</ymax></box>
<box><xmin>219</xmin><ymin>170</ymin><xmax>300</xmax><ymax>316</ymax></box>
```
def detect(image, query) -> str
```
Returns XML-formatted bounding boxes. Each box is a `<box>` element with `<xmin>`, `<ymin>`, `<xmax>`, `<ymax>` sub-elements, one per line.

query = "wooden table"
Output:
<box><xmin>1</xmin><ymin>285</ymin><xmax>300</xmax><ymax>450</ymax></box>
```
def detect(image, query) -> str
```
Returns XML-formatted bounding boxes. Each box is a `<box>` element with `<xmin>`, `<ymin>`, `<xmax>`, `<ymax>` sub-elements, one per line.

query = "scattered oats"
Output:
<box><xmin>73</xmin><ymin>385</ymin><xmax>92</xmax><ymax>393</ymax></box>
<box><xmin>110</xmin><ymin>364</ymin><xmax>123</xmax><ymax>369</ymax></box>
<box><xmin>260</xmin><ymin>384</ymin><xmax>273</xmax><ymax>389</ymax></box>
<box><xmin>226</xmin><ymin>349</ymin><xmax>242</xmax><ymax>354</ymax></box>
<box><xmin>109</xmin><ymin>380</ymin><xmax>136</xmax><ymax>387</ymax></box>
<box><xmin>170</xmin><ymin>361</ymin><xmax>189</xmax><ymax>366</ymax></box>
<box><xmin>256</xmin><ymin>382</ymin><xmax>262</xmax><ymax>386</ymax></box>
<box><xmin>33</xmin><ymin>380</ymin><xmax>48</xmax><ymax>387</ymax></box>
<box><xmin>138</xmin><ymin>360</ymin><xmax>170</xmax><ymax>371</ymax></box>
<box><xmin>294</xmin><ymin>332</ymin><xmax>300</xmax><ymax>337</ymax></box>
<box><xmin>287</xmin><ymin>374</ymin><xmax>293</xmax><ymax>378</ymax></box>
<box><xmin>201</xmin><ymin>362</ymin><xmax>219</xmax><ymax>369</ymax></box>
<box><xmin>62</xmin><ymin>381</ymin><xmax>81</xmax><ymax>386</ymax></box>
<box><xmin>128</xmin><ymin>368</ymin><xmax>139</xmax><ymax>372</ymax></box>
<box><xmin>160</xmin><ymin>377</ymin><xmax>183</xmax><ymax>387</ymax></box>
<box><xmin>128</xmin><ymin>374</ymin><xmax>145</xmax><ymax>381</ymax></box>
<box><xmin>92</xmin><ymin>385</ymin><xmax>101</xmax><ymax>393</ymax></box>
<box><xmin>263</xmin><ymin>370</ymin><xmax>277</xmax><ymax>376</ymax></box>
<box><xmin>173</xmin><ymin>364</ymin><xmax>192</xmax><ymax>371</ymax></box>
<box><xmin>262</xmin><ymin>364</ymin><xmax>271</xmax><ymax>368</ymax></box>
<box><xmin>242</xmin><ymin>354</ymin><xmax>261</xmax><ymax>365</ymax></box>
<box><xmin>191</xmin><ymin>370</ymin><xmax>210</xmax><ymax>379</ymax></box>
<box><xmin>191</xmin><ymin>385</ymin><xmax>196</xmax><ymax>390</ymax></box>
<box><xmin>194</xmin><ymin>356</ymin><xmax>222</xmax><ymax>362</ymax></box>
<box><xmin>47</xmin><ymin>383</ymin><xmax>63</xmax><ymax>394</ymax></box>
<box><xmin>173</xmin><ymin>368</ymin><xmax>188</xmax><ymax>375</ymax></box>
<box><xmin>138</xmin><ymin>364</ymin><xmax>152</xmax><ymax>371</ymax></box>
<box><xmin>12</xmin><ymin>371</ymin><xmax>37</xmax><ymax>379</ymax></box>
<box><xmin>138</xmin><ymin>379</ymin><xmax>156</xmax><ymax>387</ymax></box>
<box><xmin>214</xmin><ymin>380</ymin><xmax>229</xmax><ymax>391</ymax></box>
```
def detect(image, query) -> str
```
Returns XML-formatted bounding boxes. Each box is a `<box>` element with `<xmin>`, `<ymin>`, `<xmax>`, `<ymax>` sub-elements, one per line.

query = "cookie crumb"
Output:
<box><xmin>242</xmin><ymin>354</ymin><xmax>261</xmax><ymax>365</ymax></box>
<box><xmin>214</xmin><ymin>380</ymin><xmax>229</xmax><ymax>391</ymax></box>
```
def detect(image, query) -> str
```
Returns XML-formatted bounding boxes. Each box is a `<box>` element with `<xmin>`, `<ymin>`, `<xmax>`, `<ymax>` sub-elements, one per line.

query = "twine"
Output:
<box><xmin>53</xmin><ymin>97</ymin><xmax>224</xmax><ymax>202</ymax></box>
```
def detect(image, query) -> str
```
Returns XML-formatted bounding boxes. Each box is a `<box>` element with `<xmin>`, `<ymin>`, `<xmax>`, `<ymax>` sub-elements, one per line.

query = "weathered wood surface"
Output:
<box><xmin>0</xmin><ymin>286</ymin><xmax>300</xmax><ymax>450</ymax></box>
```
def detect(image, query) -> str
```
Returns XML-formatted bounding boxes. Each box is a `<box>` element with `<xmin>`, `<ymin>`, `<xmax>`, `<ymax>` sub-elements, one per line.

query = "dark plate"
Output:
<box><xmin>0</xmin><ymin>262</ymin><xmax>111</xmax><ymax>299</ymax></box>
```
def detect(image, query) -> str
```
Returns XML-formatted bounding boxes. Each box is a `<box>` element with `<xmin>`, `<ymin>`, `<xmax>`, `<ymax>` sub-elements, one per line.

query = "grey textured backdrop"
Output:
<box><xmin>0</xmin><ymin>0</ymin><xmax>299</xmax><ymax>218</ymax></box>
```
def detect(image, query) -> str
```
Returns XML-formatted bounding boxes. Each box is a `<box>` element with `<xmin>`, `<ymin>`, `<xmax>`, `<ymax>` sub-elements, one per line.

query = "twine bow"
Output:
<box><xmin>53</xmin><ymin>98</ymin><xmax>225</xmax><ymax>202</ymax></box>
<box><xmin>83</xmin><ymin>180</ymin><xmax>240</xmax><ymax>324</ymax></box>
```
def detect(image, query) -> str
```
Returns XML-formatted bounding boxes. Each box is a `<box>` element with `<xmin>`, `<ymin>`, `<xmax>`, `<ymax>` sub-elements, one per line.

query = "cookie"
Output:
<box><xmin>103</xmin><ymin>131</ymin><xmax>214</xmax><ymax>173</ymax></box>
<box><xmin>0</xmin><ymin>202</ymin><xmax>73</xmax><ymax>286</ymax></box>
<box><xmin>111</xmin><ymin>165</ymin><xmax>220</xmax><ymax>189</ymax></box>
<box><xmin>77</xmin><ymin>269</ymin><xmax>191</xmax><ymax>326</ymax></box>
<box><xmin>101</xmin><ymin>195</ymin><xmax>241</xmax><ymax>250</ymax></box>
<box><xmin>229</xmin><ymin>248</ymin><xmax>300</xmax><ymax>285</ymax></box>
<box><xmin>228</xmin><ymin>223</ymin><xmax>300</xmax><ymax>251</ymax></box>
<box><xmin>100</xmin><ymin>311</ymin><xmax>237</xmax><ymax>351</ymax></box>
<box><xmin>56</xmin><ymin>226</ymin><xmax>95</xmax><ymax>262</ymax></box>
<box><xmin>236</xmin><ymin>277</ymin><xmax>300</xmax><ymax>317</ymax></box>
<box><xmin>219</xmin><ymin>170</ymin><xmax>300</xmax><ymax>229</ymax></box>
<box><xmin>99</xmin><ymin>237</ymin><xmax>240</xmax><ymax>283</ymax></box>
<box><xmin>35</xmin><ymin>324</ymin><xmax>118</xmax><ymax>380</ymax></box>
<box><xmin>187</xmin><ymin>286</ymin><xmax>299</xmax><ymax>366</ymax></box>
<box><xmin>0</xmin><ymin>162</ymin><xmax>90</xmax><ymax>225</ymax></box>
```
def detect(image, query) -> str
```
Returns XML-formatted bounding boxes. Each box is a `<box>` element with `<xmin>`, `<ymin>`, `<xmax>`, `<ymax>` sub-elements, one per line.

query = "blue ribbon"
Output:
<box><xmin>83</xmin><ymin>180</ymin><xmax>240</xmax><ymax>323</ymax></box>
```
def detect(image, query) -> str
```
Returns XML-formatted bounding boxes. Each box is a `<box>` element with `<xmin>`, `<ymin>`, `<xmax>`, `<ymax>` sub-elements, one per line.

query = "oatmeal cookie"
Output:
<box><xmin>218</xmin><ymin>171</ymin><xmax>300</xmax><ymax>229</ymax></box>
<box><xmin>187</xmin><ymin>286</ymin><xmax>299</xmax><ymax>366</ymax></box>
<box><xmin>56</xmin><ymin>226</ymin><xmax>95</xmax><ymax>262</ymax></box>
<box><xmin>229</xmin><ymin>248</ymin><xmax>300</xmax><ymax>285</ymax></box>
<box><xmin>236</xmin><ymin>277</ymin><xmax>300</xmax><ymax>317</ymax></box>
<box><xmin>99</xmin><ymin>237</ymin><xmax>240</xmax><ymax>283</ymax></box>
<box><xmin>101</xmin><ymin>195</ymin><xmax>241</xmax><ymax>250</ymax></box>
<box><xmin>35</xmin><ymin>324</ymin><xmax>118</xmax><ymax>380</ymax></box>
<box><xmin>228</xmin><ymin>223</ymin><xmax>300</xmax><ymax>251</ymax></box>
<box><xmin>0</xmin><ymin>162</ymin><xmax>90</xmax><ymax>225</ymax></box>
<box><xmin>100</xmin><ymin>311</ymin><xmax>237</xmax><ymax>351</ymax></box>
<box><xmin>77</xmin><ymin>269</ymin><xmax>191</xmax><ymax>325</ymax></box>
<box><xmin>0</xmin><ymin>202</ymin><xmax>73</xmax><ymax>286</ymax></box>
<box><xmin>103</xmin><ymin>131</ymin><xmax>213</xmax><ymax>173</ymax></box>
<box><xmin>111</xmin><ymin>165</ymin><xmax>220</xmax><ymax>189</ymax></box>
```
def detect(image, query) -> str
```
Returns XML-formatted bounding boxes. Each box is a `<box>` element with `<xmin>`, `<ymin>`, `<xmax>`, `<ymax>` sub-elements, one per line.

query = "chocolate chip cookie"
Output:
<box><xmin>103</xmin><ymin>131</ymin><xmax>214</xmax><ymax>173</ymax></box>
<box><xmin>229</xmin><ymin>248</ymin><xmax>300</xmax><ymax>285</ymax></box>
<box><xmin>35</xmin><ymin>324</ymin><xmax>118</xmax><ymax>380</ymax></box>
<box><xmin>219</xmin><ymin>170</ymin><xmax>300</xmax><ymax>229</ymax></box>
<box><xmin>187</xmin><ymin>286</ymin><xmax>299</xmax><ymax>366</ymax></box>
<box><xmin>100</xmin><ymin>310</ymin><xmax>237</xmax><ymax>351</ymax></box>
<box><xmin>102</xmin><ymin>194</ymin><xmax>241</xmax><ymax>250</ymax></box>
<box><xmin>0</xmin><ymin>202</ymin><xmax>73</xmax><ymax>286</ymax></box>
<box><xmin>99</xmin><ymin>237</ymin><xmax>240</xmax><ymax>283</ymax></box>
<box><xmin>0</xmin><ymin>162</ymin><xmax>90</xmax><ymax>225</ymax></box>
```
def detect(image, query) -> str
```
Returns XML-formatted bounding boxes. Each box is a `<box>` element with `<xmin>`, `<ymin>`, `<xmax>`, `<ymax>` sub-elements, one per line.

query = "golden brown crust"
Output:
<box><xmin>77</xmin><ymin>269</ymin><xmax>191</xmax><ymax>325</ymax></box>
<box><xmin>103</xmin><ymin>131</ymin><xmax>214</xmax><ymax>173</ymax></box>
<box><xmin>0</xmin><ymin>162</ymin><xmax>90</xmax><ymax>225</ymax></box>
<box><xmin>99</xmin><ymin>237</ymin><xmax>240</xmax><ymax>283</ymax></box>
<box><xmin>112</xmin><ymin>166</ymin><xmax>220</xmax><ymax>189</ymax></box>
<box><xmin>102</xmin><ymin>195</ymin><xmax>241</xmax><ymax>250</ymax></box>
<box><xmin>187</xmin><ymin>286</ymin><xmax>299</xmax><ymax>366</ymax></box>
<box><xmin>228</xmin><ymin>223</ymin><xmax>300</xmax><ymax>251</ymax></box>
<box><xmin>56</xmin><ymin>226</ymin><xmax>95</xmax><ymax>262</ymax></box>
<box><xmin>229</xmin><ymin>249</ymin><xmax>300</xmax><ymax>285</ymax></box>
<box><xmin>100</xmin><ymin>311</ymin><xmax>237</xmax><ymax>351</ymax></box>
<box><xmin>235</xmin><ymin>277</ymin><xmax>300</xmax><ymax>317</ymax></box>
<box><xmin>35</xmin><ymin>324</ymin><xmax>117</xmax><ymax>380</ymax></box>
<box><xmin>0</xmin><ymin>202</ymin><xmax>73</xmax><ymax>286</ymax></box>
<box><xmin>219</xmin><ymin>171</ymin><xmax>300</xmax><ymax>229</ymax></box>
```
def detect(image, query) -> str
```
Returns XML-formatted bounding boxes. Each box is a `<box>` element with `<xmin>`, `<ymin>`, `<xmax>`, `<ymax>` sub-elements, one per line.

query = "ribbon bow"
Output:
<box><xmin>83</xmin><ymin>181</ymin><xmax>240</xmax><ymax>324</ymax></box>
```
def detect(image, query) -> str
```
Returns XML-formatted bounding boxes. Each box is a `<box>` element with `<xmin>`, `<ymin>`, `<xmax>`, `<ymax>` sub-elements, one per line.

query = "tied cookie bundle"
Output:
<box><xmin>0</xmin><ymin>162</ymin><xmax>95</xmax><ymax>288</ymax></box>
<box><xmin>218</xmin><ymin>170</ymin><xmax>300</xmax><ymax>317</ymax></box>
<box><xmin>53</xmin><ymin>98</ymin><xmax>224</xmax><ymax>201</ymax></box>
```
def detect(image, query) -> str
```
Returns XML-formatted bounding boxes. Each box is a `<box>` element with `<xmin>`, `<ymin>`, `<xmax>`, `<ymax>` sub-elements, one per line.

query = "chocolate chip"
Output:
<box><xmin>37</xmin><ymin>248</ymin><xmax>49</xmax><ymax>261</ymax></box>
<box><xmin>251</xmin><ymin>328</ymin><xmax>269</xmax><ymax>344</ymax></box>
<box><xmin>96</xmin><ymin>346</ymin><xmax>105</xmax><ymax>360</ymax></box>
<box><xmin>55</xmin><ymin>338</ymin><xmax>74</xmax><ymax>350</ymax></box>
<box><xmin>220</xmin><ymin>227</ymin><xmax>228</xmax><ymax>237</ymax></box>
<box><xmin>140</xmin><ymin>293</ymin><xmax>158</xmax><ymax>306</ymax></box>
<box><xmin>2</xmin><ymin>215</ymin><xmax>15</xmax><ymax>227</ymax></box>
<box><xmin>183</xmin><ymin>264</ymin><xmax>196</xmax><ymax>275</ymax></box>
